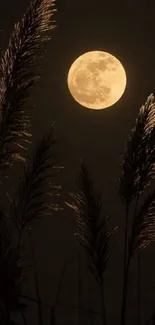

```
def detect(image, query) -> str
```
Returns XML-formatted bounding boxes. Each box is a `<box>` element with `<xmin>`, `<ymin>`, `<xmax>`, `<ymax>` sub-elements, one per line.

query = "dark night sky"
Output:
<box><xmin>1</xmin><ymin>1</ymin><xmax>155</xmax><ymax>325</ymax></box>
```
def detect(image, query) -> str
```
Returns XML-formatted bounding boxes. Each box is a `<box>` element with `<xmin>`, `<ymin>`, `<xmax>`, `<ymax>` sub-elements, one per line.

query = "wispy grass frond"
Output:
<box><xmin>119</xmin><ymin>94</ymin><xmax>155</xmax><ymax>325</ymax></box>
<box><xmin>66</xmin><ymin>160</ymin><xmax>115</xmax><ymax>284</ymax></box>
<box><xmin>0</xmin><ymin>0</ymin><xmax>56</xmax><ymax>173</ymax></box>
<box><xmin>10</xmin><ymin>123</ymin><xmax>62</xmax><ymax>232</ymax></box>
<box><xmin>129</xmin><ymin>189</ymin><xmax>155</xmax><ymax>257</ymax></box>
<box><xmin>118</xmin><ymin>94</ymin><xmax>155</xmax><ymax>209</ymax></box>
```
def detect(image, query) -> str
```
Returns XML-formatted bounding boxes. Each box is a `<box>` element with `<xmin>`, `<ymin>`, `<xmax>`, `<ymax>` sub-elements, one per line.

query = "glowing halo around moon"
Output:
<box><xmin>67</xmin><ymin>51</ymin><xmax>127</xmax><ymax>110</ymax></box>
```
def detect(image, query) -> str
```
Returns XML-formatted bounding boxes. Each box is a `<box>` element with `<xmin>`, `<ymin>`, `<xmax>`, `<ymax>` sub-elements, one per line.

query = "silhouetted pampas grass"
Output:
<box><xmin>9</xmin><ymin>123</ymin><xmax>62</xmax><ymax>240</ymax></box>
<box><xmin>0</xmin><ymin>0</ymin><xmax>56</xmax><ymax>176</ymax></box>
<box><xmin>0</xmin><ymin>123</ymin><xmax>63</xmax><ymax>324</ymax></box>
<box><xmin>0</xmin><ymin>0</ymin><xmax>61</xmax><ymax>323</ymax></box>
<box><xmin>66</xmin><ymin>160</ymin><xmax>116</xmax><ymax>325</ymax></box>
<box><xmin>118</xmin><ymin>94</ymin><xmax>155</xmax><ymax>325</ymax></box>
<box><xmin>8</xmin><ymin>124</ymin><xmax>62</xmax><ymax>325</ymax></box>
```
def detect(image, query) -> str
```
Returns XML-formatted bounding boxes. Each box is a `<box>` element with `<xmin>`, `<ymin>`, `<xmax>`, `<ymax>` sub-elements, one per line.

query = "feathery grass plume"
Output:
<box><xmin>0</xmin><ymin>0</ymin><xmax>56</xmax><ymax>174</ymax></box>
<box><xmin>10</xmin><ymin>123</ymin><xmax>63</xmax><ymax>235</ymax></box>
<box><xmin>0</xmin><ymin>208</ymin><xmax>26</xmax><ymax>323</ymax></box>
<box><xmin>66</xmin><ymin>160</ymin><xmax>116</xmax><ymax>325</ymax></box>
<box><xmin>118</xmin><ymin>94</ymin><xmax>155</xmax><ymax>210</ymax></box>
<box><xmin>118</xmin><ymin>94</ymin><xmax>155</xmax><ymax>325</ymax></box>
<box><xmin>66</xmin><ymin>160</ymin><xmax>113</xmax><ymax>283</ymax></box>
<box><xmin>129</xmin><ymin>189</ymin><xmax>155</xmax><ymax>257</ymax></box>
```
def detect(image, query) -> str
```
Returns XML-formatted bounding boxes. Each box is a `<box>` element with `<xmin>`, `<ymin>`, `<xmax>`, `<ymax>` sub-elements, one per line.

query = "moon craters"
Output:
<box><xmin>67</xmin><ymin>51</ymin><xmax>127</xmax><ymax>109</ymax></box>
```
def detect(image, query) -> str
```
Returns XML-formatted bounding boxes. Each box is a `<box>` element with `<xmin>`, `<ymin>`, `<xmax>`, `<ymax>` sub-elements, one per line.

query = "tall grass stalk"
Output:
<box><xmin>20</xmin><ymin>309</ymin><xmax>27</xmax><ymax>325</ymax></box>
<box><xmin>77</xmin><ymin>247</ymin><xmax>82</xmax><ymax>325</ymax></box>
<box><xmin>49</xmin><ymin>306</ymin><xmax>56</xmax><ymax>325</ymax></box>
<box><xmin>29</xmin><ymin>229</ymin><xmax>43</xmax><ymax>325</ymax></box>
<box><xmin>66</xmin><ymin>160</ymin><xmax>116</xmax><ymax>325</ymax></box>
<box><xmin>120</xmin><ymin>207</ymin><xmax>129</xmax><ymax>325</ymax></box>
<box><xmin>137</xmin><ymin>252</ymin><xmax>141</xmax><ymax>325</ymax></box>
<box><xmin>134</xmin><ymin>193</ymin><xmax>141</xmax><ymax>325</ymax></box>
<box><xmin>119</xmin><ymin>94</ymin><xmax>155</xmax><ymax>325</ymax></box>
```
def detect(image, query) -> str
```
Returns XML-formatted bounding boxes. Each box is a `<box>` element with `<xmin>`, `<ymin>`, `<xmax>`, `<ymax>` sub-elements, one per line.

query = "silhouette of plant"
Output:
<box><xmin>0</xmin><ymin>124</ymin><xmax>63</xmax><ymax>324</ymax></box>
<box><xmin>118</xmin><ymin>94</ymin><xmax>155</xmax><ymax>325</ymax></box>
<box><xmin>0</xmin><ymin>0</ymin><xmax>62</xmax><ymax>324</ymax></box>
<box><xmin>66</xmin><ymin>160</ymin><xmax>117</xmax><ymax>325</ymax></box>
<box><xmin>10</xmin><ymin>123</ymin><xmax>62</xmax><ymax>235</ymax></box>
<box><xmin>0</xmin><ymin>0</ymin><xmax>56</xmax><ymax>178</ymax></box>
<box><xmin>12</xmin><ymin>124</ymin><xmax>63</xmax><ymax>323</ymax></box>
<box><xmin>0</xmin><ymin>124</ymin><xmax>62</xmax><ymax>324</ymax></box>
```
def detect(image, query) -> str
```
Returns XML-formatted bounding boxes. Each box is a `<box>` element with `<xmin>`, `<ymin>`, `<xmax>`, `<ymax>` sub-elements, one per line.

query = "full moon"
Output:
<box><xmin>67</xmin><ymin>51</ymin><xmax>127</xmax><ymax>110</ymax></box>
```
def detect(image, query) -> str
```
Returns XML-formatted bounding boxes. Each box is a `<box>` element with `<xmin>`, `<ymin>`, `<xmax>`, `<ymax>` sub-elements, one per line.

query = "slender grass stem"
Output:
<box><xmin>77</xmin><ymin>247</ymin><xmax>82</xmax><ymax>325</ymax></box>
<box><xmin>100</xmin><ymin>278</ymin><xmax>106</xmax><ymax>325</ymax></box>
<box><xmin>134</xmin><ymin>193</ymin><xmax>141</xmax><ymax>325</ymax></box>
<box><xmin>133</xmin><ymin>192</ymin><xmax>141</xmax><ymax>325</ymax></box>
<box><xmin>20</xmin><ymin>309</ymin><xmax>27</xmax><ymax>325</ymax></box>
<box><xmin>49</xmin><ymin>306</ymin><xmax>56</xmax><ymax>325</ymax></box>
<box><xmin>138</xmin><ymin>253</ymin><xmax>141</xmax><ymax>325</ymax></box>
<box><xmin>30</xmin><ymin>231</ymin><xmax>43</xmax><ymax>325</ymax></box>
<box><xmin>121</xmin><ymin>256</ymin><xmax>130</xmax><ymax>325</ymax></box>
<box><xmin>120</xmin><ymin>206</ymin><xmax>129</xmax><ymax>325</ymax></box>
<box><xmin>55</xmin><ymin>248</ymin><xmax>75</xmax><ymax>305</ymax></box>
